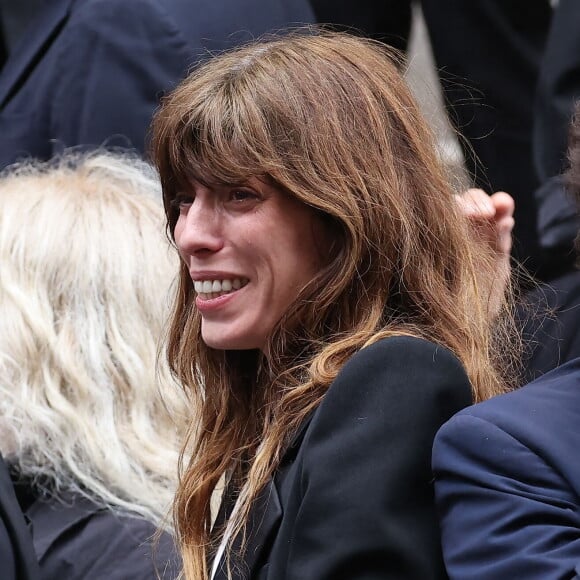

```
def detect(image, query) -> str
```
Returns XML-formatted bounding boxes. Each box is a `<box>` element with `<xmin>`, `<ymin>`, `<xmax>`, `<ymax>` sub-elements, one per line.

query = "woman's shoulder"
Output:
<box><xmin>333</xmin><ymin>335</ymin><xmax>470</xmax><ymax>398</ymax></box>
<box><xmin>313</xmin><ymin>335</ymin><xmax>472</xmax><ymax>430</ymax></box>
<box><xmin>346</xmin><ymin>334</ymin><xmax>463</xmax><ymax>368</ymax></box>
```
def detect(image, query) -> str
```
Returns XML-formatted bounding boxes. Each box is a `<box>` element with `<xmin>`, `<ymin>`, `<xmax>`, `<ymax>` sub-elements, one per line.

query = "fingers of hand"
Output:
<box><xmin>496</xmin><ymin>215</ymin><xmax>515</xmax><ymax>255</ymax></box>
<box><xmin>489</xmin><ymin>191</ymin><xmax>515</xmax><ymax>220</ymax></box>
<box><xmin>458</xmin><ymin>188</ymin><xmax>515</xmax><ymax>255</ymax></box>
<box><xmin>457</xmin><ymin>188</ymin><xmax>495</xmax><ymax>218</ymax></box>
<box><xmin>489</xmin><ymin>191</ymin><xmax>515</xmax><ymax>254</ymax></box>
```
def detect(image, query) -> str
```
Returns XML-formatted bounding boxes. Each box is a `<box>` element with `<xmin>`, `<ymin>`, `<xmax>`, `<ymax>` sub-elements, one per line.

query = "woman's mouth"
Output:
<box><xmin>193</xmin><ymin>278</ymin><xmax>249</xmax><ymax>300</ymax></box>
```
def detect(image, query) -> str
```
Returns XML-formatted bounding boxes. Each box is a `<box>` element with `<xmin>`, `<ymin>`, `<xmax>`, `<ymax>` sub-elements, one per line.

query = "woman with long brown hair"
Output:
<box><xmin>151</xmin><ymin>30</ymin><xmax>517</xmax><ymax>579</ymax></box>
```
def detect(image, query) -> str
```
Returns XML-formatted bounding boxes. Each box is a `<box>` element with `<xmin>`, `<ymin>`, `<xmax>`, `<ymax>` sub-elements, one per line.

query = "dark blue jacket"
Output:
<box><xmin>0</xmin><ymin>0</ymin><xmax>313</xmax><ymax>169</ymax></box>
<box><xmin>434</xmin><ymin>358</ymin><xmax>580</xmax><ymax>579</ymax></box>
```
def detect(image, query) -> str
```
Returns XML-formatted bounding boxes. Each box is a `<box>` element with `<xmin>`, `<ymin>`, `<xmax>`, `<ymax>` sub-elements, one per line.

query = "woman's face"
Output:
<box><xmin>173</xmin><ymin>178</ymin><xmax>326</xmax><ymax>351</ymax></box>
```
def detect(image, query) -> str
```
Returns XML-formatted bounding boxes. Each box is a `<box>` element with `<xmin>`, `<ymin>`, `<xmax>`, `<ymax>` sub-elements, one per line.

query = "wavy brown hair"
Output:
<box><xmin>150</xmin><ymin>30</ymin><xmax>518</xmax><ymax>579</ymax></box>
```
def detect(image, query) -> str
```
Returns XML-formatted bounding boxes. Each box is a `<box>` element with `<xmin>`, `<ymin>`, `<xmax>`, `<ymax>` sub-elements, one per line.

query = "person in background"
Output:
<box><xmin>0</xmin><ymin>151</ymin><xmax>187</xmax><ymax>579</ymax></box>
<box><xmin>309</xmin><ymin>0</ymin><xmax>552</xmax><ymax>277</ymax></box>
<box><xmin>0</xmin><ymin>0</ymin><xmax>314</xmax><ymax>169</ymax></box>
<box><xmin>311</xmin><ymin>0</ymin><xmax>580</xmax><ymax>379</ymax></box>
<box><xmin>150</xmin><ymin>30</ymin><xmax>517</xmax><ymax>579</ymax></box>
<box><xmin>433</xmin><ymin>103</ymin><xmax>580</xmax><ymax>580</ymax></box>
<box><xmin>420</xmin><ymin>0</ymin><xmax>554</xmax><ymax>278</ymax></box>
<box><xmin>308</xmin><ymin>0</ymin><xmax>411</xmax><ymax>51</ymax></box>
<box><xmin>515</xmin><ymin>0</ymin><xmax>580</xmax><ymax>381</ymax></box>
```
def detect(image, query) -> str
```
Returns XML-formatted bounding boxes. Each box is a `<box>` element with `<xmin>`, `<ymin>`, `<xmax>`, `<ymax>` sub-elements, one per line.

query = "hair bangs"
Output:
<box><xmin>154</xmin><ymin>75</ymin><xmax>285</xmax><ymax>230</ymax></box>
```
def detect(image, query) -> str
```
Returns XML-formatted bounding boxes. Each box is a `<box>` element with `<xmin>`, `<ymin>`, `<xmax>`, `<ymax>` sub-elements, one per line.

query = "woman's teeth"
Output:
<box><xmin>194</xmin><ymin>278</ymin><xmax>248</xmax><ymax>300</ymax></box>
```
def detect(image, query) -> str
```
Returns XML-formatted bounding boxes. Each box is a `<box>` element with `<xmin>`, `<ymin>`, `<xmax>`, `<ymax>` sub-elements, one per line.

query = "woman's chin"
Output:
<box><xmin>201</xmin><ymin>330</ymin><xmax>263</xmax><ymax>351</ymax></box>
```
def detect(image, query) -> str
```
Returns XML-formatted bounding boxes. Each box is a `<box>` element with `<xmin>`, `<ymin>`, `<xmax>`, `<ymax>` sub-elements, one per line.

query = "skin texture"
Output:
<box><xmin>174</xmin><ymin>178</ymin><xmax>326</xmax><ymax>350</ymax></box>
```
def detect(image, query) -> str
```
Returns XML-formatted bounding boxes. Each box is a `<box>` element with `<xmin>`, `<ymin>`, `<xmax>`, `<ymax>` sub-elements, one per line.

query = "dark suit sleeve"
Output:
<box><xmin>49</xmin><ymin>0</ymin><xmax>195</xmax><ymax>155</ymax></box>
<box><xmin>433</xmin><ymin>414</ymin><xmax>580</xmax><ymax>580</ymax></box>
<box><xmin>0</xmin><ymin>458</ymin><xmax>39</xmax><ymax>580</ymax></box>
<box><xmin>284</xmin><ymin>336</ymin><xmax>472</xmax><ymax>579</ymax></box>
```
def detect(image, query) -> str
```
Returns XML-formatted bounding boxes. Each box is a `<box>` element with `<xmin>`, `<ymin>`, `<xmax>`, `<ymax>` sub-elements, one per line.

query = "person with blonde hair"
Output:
<box><xmin>0</xmin><ymin>151</ymin><xmax>186</xmax><ymax>579</ymax></box>
<box><xmin>151</xmin><ymin>30</ymin><xmax>517</xmax><ymax>579</ymax></box>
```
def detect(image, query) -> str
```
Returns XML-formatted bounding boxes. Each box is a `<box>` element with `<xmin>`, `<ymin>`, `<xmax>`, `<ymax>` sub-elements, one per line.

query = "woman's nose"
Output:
<box><xmin>175</xmin><ymin>199</ymin><xmax>224</xmax><ymax>256</ymax></box>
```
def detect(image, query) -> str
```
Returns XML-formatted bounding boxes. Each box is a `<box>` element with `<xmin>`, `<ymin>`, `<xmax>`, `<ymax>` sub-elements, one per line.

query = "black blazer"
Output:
<box><xmin>0</xmin><ymin>0</ymin><xmax>314</xmax><ymax>169</ymax></box>
<box><xmin>14</xmin><ymin>492</ymin><xmax>179</xmax><ymax>580</ymax></box>
<box><xmin>0</xmin><ymin>457</ymin><xmax>39</xmax><ymax>580</ymax></box>
<box><xmin>212</xmin><ymin>336</ymin><xmax>473</xmax><ymax>579</ymax></box>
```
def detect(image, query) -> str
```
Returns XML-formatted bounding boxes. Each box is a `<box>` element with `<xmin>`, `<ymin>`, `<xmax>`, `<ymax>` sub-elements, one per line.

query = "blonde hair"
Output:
<box><xmin>151</xmin><ymin>30</ymin><xmax>519</xmax><ymax>577</ymax></box>
<box><xmin>0</xmin><ymin>151</ymin><xmax>187</xmax><ymax>526</ymax></box>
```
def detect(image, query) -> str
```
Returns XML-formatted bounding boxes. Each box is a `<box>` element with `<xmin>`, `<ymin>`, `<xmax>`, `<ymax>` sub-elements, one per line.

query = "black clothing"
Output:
<box><xmin>15</xmin><ymin>489</ymin><xmax>179</xmax><ymax>580</ymax></box>
<box><xmin>421</xmin><ymin>0</ymin><xmax>553</xmax><ymax>276</ymax></box>
<box><xmin>308</xmin><ymin>0</ymin><xmax>411</xmax><ymax>52</ymax></box>
<box><xmin>0</xmin><ymin>457</ymin><xmax>39</xmax><ymax>580</ymax></box>
<box><xmin>213</xmin><ymin>336</ymin><xmax>472</xmax><ymax>579</ymax></box>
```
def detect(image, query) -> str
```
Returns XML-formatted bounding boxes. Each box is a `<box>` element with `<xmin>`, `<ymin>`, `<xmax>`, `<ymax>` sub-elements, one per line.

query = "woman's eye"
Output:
<box><xmin>170</xmin><ymin>194</ymin><xmax>194</xmax><ymax>210</ymax></box>
<box><xmin>229</xmin><ymin>189</ymin><xmax>258</xmax><ymax>203</ymax></box>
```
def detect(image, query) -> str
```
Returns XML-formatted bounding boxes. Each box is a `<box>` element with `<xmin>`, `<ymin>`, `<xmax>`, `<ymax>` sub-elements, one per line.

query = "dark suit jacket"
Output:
<box><xmin>533</xmin><ymin>0</ymin><xmax>580</xmax><ymax>267</ymax></box>
<box><xmin>433</xmin><ymin>357</ymin><xmax>580</xmax><ymax>579</ymax></box>
<box><xmin>213</xmin><ymin>336</ymin><xmax>473</xmax><ymax>580</ymax></box>
<box><xmin>519</xmin><ymin>269</ymin><xmax>580</xmax><ymax>383</ymax></box>
<box><xmin>15</xmin><ymin>490</ymin><xmax>180</xmax><ymax>580</ymax></box>
<box><xmin>0</xmin><ymin>0</ymin><xmax>314</xmax><ymax>169</ymax></box>
<box><xmin>0</xmin><ymin>457</ymin><xmax>39</xmax><ymax>580</ymax></box>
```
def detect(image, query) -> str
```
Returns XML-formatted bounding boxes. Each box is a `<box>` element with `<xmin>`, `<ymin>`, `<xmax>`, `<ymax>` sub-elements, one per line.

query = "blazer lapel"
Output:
<box><xmin>0</xmin><ymin>0</ymin><xmax>72</xmax><ymax>109</ymax></box>
<box><xmin>243</xmin><ymin>478</ymin><xmax>282</xmax><ymax>575</ymax></box>
<box><xmin>243</xmin><ymin>415</ymin><xmax>316</xmax><ymax>575</ymax></box>
<box><xmin>212</xmin><ymin>478</ymin><xmax>282</xmax><ymax>580</ymax></box>
<box><xmin>212</xmin><ymin>414</ymin><xmax>315</xmax><ymax>579</ymax></box>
